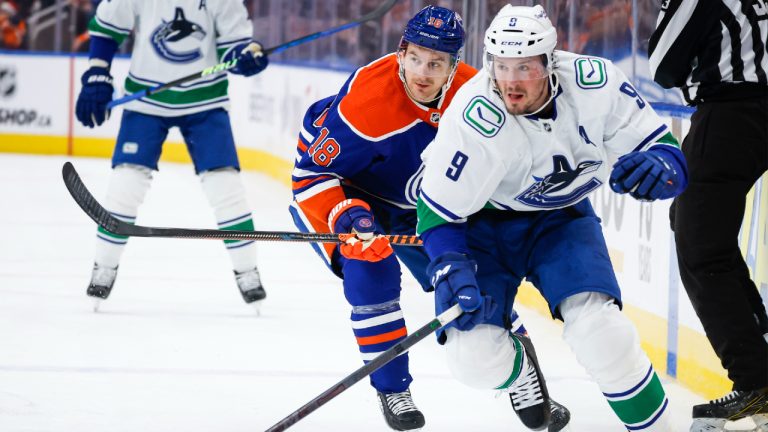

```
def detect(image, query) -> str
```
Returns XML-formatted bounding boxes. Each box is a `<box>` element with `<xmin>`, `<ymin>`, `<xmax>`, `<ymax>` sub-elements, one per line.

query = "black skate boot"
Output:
<box><xmin>549</xmin><ymin>399</ymin><xmax>572</xmax><ymax>432</ymax></box>
<box><xmin>376</xmin><ymin>389</ymin><xmax>425</xmax><ymax>431</ymax></box>
<box><xmin>690</xmin><ymin>387</ymin><xmax>768</xmax><ymax>432</ymax></box>
<box><xmin>508</xmin><ymin>334</ymin><xmax>551</xmax><ymax>431</ymax></box>
<box><xmin>87</xmin><ymin>263</ymin><xmax>118</xmax><ymax>299</ymax></box>
<box><xmin>234</xmin><ymin>267</ymin><xmax>266</xmax><ymax>304</ymax></box>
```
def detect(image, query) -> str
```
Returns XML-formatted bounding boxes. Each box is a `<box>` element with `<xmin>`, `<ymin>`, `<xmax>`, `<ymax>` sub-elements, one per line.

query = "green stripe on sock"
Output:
<box><xmin>608</xmin><ymin>372</ymin><xmax>667</xmax><ymax>426</ymax></box>
<box><xmin>221</xmin><ymin>218</ymin><xmax>254</xmax><ymax>245</ymax></box>
<box><xmin>495</xmin><ymin>336</ymin><xmax>524</xmax><ymax>390</ymax></box>
<box><xmin>98</xmin><ymin>226</ymin><xmax>128</xmax><ymax>240</ymax></box>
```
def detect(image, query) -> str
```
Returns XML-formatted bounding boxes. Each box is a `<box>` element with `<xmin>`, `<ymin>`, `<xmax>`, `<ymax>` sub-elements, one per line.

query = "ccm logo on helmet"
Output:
<box><xmin>501</xmin><ymin>41</ymin><xmax>523</xmax><ymax>46</ymax></box>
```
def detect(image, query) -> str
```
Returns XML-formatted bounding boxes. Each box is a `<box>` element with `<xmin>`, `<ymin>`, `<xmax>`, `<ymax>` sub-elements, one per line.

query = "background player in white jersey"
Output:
<box><xmin>76</xmin><ymin>0</ymin><xmax>269</xmax><ymax>309</ymax></box>
<box><xmin>416</xmin><ymin>5</ymin><xmax>688</xmax><ymax>431</ymax></box>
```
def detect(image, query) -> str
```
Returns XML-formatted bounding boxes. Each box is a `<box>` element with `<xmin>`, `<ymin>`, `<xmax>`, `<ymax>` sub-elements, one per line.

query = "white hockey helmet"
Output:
<box><xmin>483</xmin><ymin>5</ymin><xmax>557</xmax><ymax>81</ymax></box>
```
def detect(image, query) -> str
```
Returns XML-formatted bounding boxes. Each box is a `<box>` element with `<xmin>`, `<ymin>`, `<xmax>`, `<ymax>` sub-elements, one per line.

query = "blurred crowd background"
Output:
<box><xmin>1</xmin><ymin>0</ymin><xmax>663</xmax><ymax>85</ymax></box>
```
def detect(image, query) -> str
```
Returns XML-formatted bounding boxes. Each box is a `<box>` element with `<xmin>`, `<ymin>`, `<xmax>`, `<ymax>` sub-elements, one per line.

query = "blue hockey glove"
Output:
<box><xmin>226</xmin><ymin>41</ymin><xmax>269</xmax><ymax>77</ymax></box>
<box><xmin>426</xmin><ymin>252</ymin><xmax>496</xmax><ymax>331</ymax></box>
<box><xmin>609</xmin><ymin>147</ymin><xmax>687</xmax><ymax>201</ymax></box>
<box><xmin>329</xmin><ymin>198</ymin><xmax>392</xmax><ymax>262</ymax></box>
<box><xmin>76</xmin><ymin>67</ymin><xmax>114</xmax><ymax>128</ymax></box>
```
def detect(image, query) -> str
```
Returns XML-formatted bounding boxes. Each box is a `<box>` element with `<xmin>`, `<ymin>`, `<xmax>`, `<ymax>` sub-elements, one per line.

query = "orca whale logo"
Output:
<box><xmin>151</xmin><ymin>8</ymin><xmax>207</xmax><ymax>63</ymax></box>
<box><xmin>516</xmin><ymin>155</ymin><xmax>603</xmax><ymax>208</ymax></box>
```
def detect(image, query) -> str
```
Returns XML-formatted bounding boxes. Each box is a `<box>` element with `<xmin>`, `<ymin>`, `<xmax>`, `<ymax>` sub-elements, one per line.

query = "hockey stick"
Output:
<box><xmin>61</xmin><ymin>162</ymin><xmax>422</xmax><ymax>246</ymax></box>
<box><xmin>106</xmin><ymin>0</ymin><xmax>398</xmax><ymax>109</ymax></box>
<box><xmin>265</xmin><ymin>303</ymin><xmax>462</xmax><ymax>432</ymax></box>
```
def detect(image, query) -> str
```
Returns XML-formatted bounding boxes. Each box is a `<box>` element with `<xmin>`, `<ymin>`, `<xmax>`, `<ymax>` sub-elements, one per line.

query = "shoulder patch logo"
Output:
<box><xmin>463</xmin><ymin>96</ymin><xmax>505</xmax><ymax>138</ymax></box>
<box><xmin>574</xmin><ymin>58</ymin><xmax>607</xmax><ymax>89</ymax></box>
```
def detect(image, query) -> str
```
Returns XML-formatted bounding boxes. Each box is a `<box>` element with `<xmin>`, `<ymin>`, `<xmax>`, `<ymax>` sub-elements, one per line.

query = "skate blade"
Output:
<box><xmin>249</xmin><ymin>300</ymin><xmax>264</xmax><ymax>316</ymax></box>
<box><xmin>726</xmin><ymin>416</ymin><xmax>763</xmax><ymax>432</ymax></box>
<box><xmin>91</xmin><ymin>298</ymin><xmax>103</xmax><ymax>313</ymax></box>
<box><xmin>691</xmin><ymin>418</ymin><xmax>727</xmax><ymax>431</ymax></box>
<box><xmin>751</xmin><ymin>414</ymin><xmax>768</xmax><ymax>431</ymax></box>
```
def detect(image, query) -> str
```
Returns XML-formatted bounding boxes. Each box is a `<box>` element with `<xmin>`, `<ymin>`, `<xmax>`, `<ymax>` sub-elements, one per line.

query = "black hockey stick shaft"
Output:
<box><xmin>61</xmin><ymin>162</ymin><xmax>422</xmax><ymax>246</ymax></box>
<box><xmin>265</xmin><ymin>303</ymin><xmax>462</xmax><ymax>432</ymax></box>
<box><xmin>107</xmin><ymin>0</ymin><xmax>398</xmax><ymax>108</ymax></box>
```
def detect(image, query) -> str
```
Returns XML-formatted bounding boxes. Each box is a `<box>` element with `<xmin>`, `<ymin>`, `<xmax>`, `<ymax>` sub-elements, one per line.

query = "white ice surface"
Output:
<box><xmin>0</xmin><ymin>154</ymin><xmax>708</xmax><ymax>432</ymax></box>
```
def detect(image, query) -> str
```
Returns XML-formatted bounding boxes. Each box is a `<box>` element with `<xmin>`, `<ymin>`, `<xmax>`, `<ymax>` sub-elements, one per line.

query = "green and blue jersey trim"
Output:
<box><xmin>416</xmin><ymin>192</ymin><xmax>464</xmax><ymax>234</ymax></box>
<box><xmin>632</xmin><ymin>125</ymin><xmax>672</xmax><ymax>152</ymax></box>
<box><xmin>88</xmin><ymin>17</ymin><xmax>130</xmax><ymax>45</ymax></box>
<box><xmin>124</xmin><ymin>75</ymin><xmax>229</xmax><ymax>107</ymax></box>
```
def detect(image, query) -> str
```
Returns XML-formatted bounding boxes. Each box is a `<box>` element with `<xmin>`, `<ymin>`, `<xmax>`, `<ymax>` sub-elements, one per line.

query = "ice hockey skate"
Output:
<box><xmin>234</xmin><ymin>267</ymin><xmax>266</xmax><ymax>313</ymax></box>
<box><xmin>86</xmin><ymin>263</ymin><xmax>118</xmax><ymax>312</ymax></box>
<box><xmin>549</xmin><ymin>399</ymin><xmax>572</xmax><ymax>431</ymax></box>
<box><xmin>508</xmin><ymin>334</ymin><xmax>551</xmax><ymax>430</ymax></box>
<box><xmin>690</xmin><ymin>388</ymin><xmax>768</xmax><ymax>432</ymax></box>
<box><xmin>376</xmin><ymin>388</ymin><xmax>425</xmax><ymax>431</ymax></box>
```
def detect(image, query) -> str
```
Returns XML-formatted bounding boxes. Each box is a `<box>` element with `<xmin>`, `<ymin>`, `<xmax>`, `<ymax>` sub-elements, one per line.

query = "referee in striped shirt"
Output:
<box><xmin>649</xmin><ymin>1</ymin><xmax>768</xmax><ymax>430</ymax></box>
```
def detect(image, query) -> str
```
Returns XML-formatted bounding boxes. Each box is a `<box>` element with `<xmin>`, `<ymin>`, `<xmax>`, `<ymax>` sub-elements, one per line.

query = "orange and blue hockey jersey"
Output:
<box><xmin>290</xmin><ymin>53</ymin><xmax>477</xmax><ymax>266</ymax></box>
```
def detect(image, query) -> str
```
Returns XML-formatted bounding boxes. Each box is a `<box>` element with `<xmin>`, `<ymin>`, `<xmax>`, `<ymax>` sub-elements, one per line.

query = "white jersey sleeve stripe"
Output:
<box><xmin>289</xmin><ymin>201</ymin><xmax>333</xmax><ymax>266</ymax></box>
<box><xmin>631</xmin><ymin>124</ymin><xmax>669</xmax><ymax>153</ymax></box>
<box><xmin>299</xmin><ymin>126</ymin><xmax>315</xmax><ymax>144</ymax></box>
<box><xmin>93</xmin><ymin>16</ymin><xmax>132</xmax><ymax>34</ymax></box>
<box><xmin>291</xmin><ymin>167</ymin><xmax>341</xmax><ymax>180</ymax></box>
<box><xmin>294</xmin><ymin>179</ymin><xmax>341</xmax><ymax>203</ymax></box>
<box><xmin>421</xmin><ymin>191</ymin><xmax>465</xmax><ymax>222</ymax></box>
<box><xmin>488</xmin><ymin>199</ymin><xmax>513</xmax><ymax>210</ymax></box>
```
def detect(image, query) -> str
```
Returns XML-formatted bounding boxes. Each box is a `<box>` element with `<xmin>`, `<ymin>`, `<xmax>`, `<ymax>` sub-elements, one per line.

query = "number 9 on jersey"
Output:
<box><xmin>446</xmin><ymin>151</ymin><xmax>469</xmax><ymax>181</ymax></box>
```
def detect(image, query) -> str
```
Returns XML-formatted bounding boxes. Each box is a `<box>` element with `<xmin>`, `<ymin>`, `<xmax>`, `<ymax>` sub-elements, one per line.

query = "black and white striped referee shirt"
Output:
<box><xmin>648</xmin><ymin>0</ymin><xmax>768</xmax><ymax>105</ymax></box>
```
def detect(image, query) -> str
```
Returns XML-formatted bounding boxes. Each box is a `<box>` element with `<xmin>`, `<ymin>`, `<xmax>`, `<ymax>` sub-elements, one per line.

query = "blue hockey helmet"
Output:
<box><xmin>401</xmin><ymin>6</ymin><xmax>465</xmax><ymax>56</ymax></box>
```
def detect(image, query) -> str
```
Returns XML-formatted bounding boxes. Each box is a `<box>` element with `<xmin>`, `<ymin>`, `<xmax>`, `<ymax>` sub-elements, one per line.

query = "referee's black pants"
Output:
<box><xmin>671</xmin><ymin>97</ymin><xmax>768</xmax><ymax>391</ymax></box>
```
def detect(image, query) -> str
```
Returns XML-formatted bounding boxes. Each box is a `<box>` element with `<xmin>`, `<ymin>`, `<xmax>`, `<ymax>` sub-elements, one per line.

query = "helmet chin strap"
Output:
<box><xmin>398</xmin><ymin>57</ymin><xmax>458</xmax><ymax>106</ymax></box>
<box><xmin>524</xmin><ymin>73</ymin><xmax>559</xmax><ymax>116</ymax></box>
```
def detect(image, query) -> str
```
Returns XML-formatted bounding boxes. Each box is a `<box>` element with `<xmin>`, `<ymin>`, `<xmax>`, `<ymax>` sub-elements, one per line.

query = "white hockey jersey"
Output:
<box><xmin>89</xmin><ymin>0</ymin><xmax>254</xmax><ymax>116</ymax></box>
<box><xmin>417</xmin><ymin>51</ymin><xmax>677</xmax><ymax>231</ymax></box>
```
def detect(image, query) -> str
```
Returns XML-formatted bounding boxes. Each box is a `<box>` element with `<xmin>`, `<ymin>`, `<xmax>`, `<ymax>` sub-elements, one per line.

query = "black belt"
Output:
<box><xmin>695</xmin><ymin>82</ymin><xmax>768</xmax><ymax>104</ymax></box>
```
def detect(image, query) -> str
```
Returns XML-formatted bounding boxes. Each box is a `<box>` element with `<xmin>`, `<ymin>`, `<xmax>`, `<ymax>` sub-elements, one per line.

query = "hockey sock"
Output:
<box><xmin>199</xmin><ymin>168</ymin><xmax>258</xmax><ymax>273</ymax></box>
<box><xmin>562</xmin><ymin>292</ymin><xmax>671</xmax><ymax>431</ymax></box>
<box><xmin>351</xmin><ymin>299</ymin><xmax>412</xmax><ymax>393</ymax></box>
<box><xmin>93</xmin><ymin>164</ymin><xmax>153</xmax><ymax>268</ymax></box>
<box><xmin>444</xmin><ymin>324</ymin><xmax>525</xmax><ymax>389</ymax></box>
<box><xmin>510</xmin><ymin>309</ymin><xmax>528</xmax><ymax>335</ymax></box>
<box><xmin>603</xmin><ymin>365</ymin><xmax>669</xmax><ymax>431</ymax></box>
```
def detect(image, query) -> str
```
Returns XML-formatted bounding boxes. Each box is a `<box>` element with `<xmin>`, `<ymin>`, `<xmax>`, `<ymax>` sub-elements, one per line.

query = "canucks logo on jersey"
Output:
<box><xmin>151</xmin><ymin>8</ymin><xmax>207</xmax><ymax>63</ymax></box>
<box><xmin>516</xmin><ymin>155</ymin><xmax>602</xmax><ymax>208</ymax></box>
<box><xmin>405</xmin><ymin>163</ymin><xmax>426</xmax><ymax>206</ymax></box>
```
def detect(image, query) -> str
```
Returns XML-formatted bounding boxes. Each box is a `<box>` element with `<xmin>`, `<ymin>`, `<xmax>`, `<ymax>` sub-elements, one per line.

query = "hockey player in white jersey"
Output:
<box><xmin>416</xmin><ymin>5</ymin><xmax>688</xmax><ymax>431</ymax></box>
<box><xmin>76</xmin><ymin>0</ymin><xmax>269</xmax><ymax>309</ymax></box>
